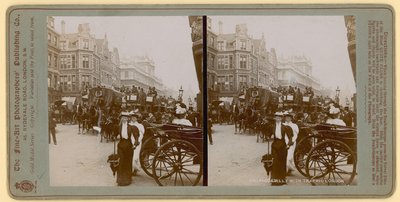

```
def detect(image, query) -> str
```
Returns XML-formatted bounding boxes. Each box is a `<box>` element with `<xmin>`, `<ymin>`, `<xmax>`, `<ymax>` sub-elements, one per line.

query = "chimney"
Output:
<box><xmin>61</xmin><ymin>20</ymin><xmax>65</xmax><ymax>35</ymax></box>
<box><xmin>218</xmin><ymin>21</ymin><xmax>223</xmax><ymax>35</ymax></box>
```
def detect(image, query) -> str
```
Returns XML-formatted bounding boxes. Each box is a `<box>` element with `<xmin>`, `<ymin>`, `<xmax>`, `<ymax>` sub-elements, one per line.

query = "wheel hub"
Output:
<box><xmin>173</xmin><ymin>163</ymin><xmax>183</xmax><ymax>171</ymax></box>
<box><xmin>327</xmin><ymin>163</ymin><xmax>336</xmax><ymax>171</ymax></box>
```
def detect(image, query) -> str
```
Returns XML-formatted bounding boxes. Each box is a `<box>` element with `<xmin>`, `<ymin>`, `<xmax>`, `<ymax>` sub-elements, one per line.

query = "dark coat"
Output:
<box><xmin>267</xmin><ymin>122</ymin><xmax>294</xmax><ymax>141</ymax></box>
<box><xmin>119</xmin><ymin>122</ymin><xmax>140</xmax><ymax>146</ymax></box>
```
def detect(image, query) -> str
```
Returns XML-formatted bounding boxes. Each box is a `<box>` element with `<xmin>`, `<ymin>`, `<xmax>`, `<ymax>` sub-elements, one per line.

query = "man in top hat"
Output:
<box><xmin>267</xmin><ymin>111</ymin><xmax>294</xmax><ymax>186</ymax></box>
<box><xmin>128</xmin><ymin>110</ymin><xmax>145</xmax><ymax>176</ymax></box>
<box><xmin>283</xmin><ymin>111</ymin><xmax>299</xmax><ymax>175</ymax></box>
<box><xmin>172</xmin><ymin>103</ymin><xmax>193</xmax><ymax>126</ymax></box>
<box><xmin>116</xmin><ymin>111</ymin><xmax>139</xmax><ymax>186</ymax></box>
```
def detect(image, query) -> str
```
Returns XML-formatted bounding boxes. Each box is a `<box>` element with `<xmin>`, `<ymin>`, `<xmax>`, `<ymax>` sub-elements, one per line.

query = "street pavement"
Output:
<box><xmin>208</xmin><ymin>124</ymin><xmax>313</xmax><ymax>186</ymax></box>
<box><xmin>49</xmin><ymin>124</ymin><xmax>158</xmax><ymax>186</ymax></box>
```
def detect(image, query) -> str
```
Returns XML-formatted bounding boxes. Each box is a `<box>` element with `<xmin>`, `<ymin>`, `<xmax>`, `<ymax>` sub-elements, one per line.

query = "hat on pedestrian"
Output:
<box><xmin>283</xmin><ymin>111</ymin><xmax>293</xmax><ymax>117</ymax></box>
<box><xmin>329</xmin><ymin>106</ymin><xmax>340</xmax><ymax>115</ymax></box>
<box><xmin>129</xmin><ymin>109</ymin><xmax>140</xmax><ymax>118</ymax></box>
<box><xmin>175</xmin><ymin>103</ymin><xmax>187</xmax><ymax>115</ymax></box>
<box><xmin>120</xmin><ymin>111</ymin><xmax>131</xmax><ymax>117</ymax></box>
<box><xmin>274</xmin><ymin>111</ymin><xmax>284</xmax><ymax>117</ymax></box>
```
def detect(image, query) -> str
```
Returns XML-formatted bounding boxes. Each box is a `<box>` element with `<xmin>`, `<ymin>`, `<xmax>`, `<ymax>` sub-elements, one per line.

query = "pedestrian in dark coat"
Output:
<box><xmin>267</xmin><ymin>112</ymin><xmax>294</xmax><ymax>186</ymax></box>
<box><xmin>49</xmin><ymin>111</ymin><xmax>57</xmax><ymax>145</ymax></box>
<box><xmin>116</xmin><ymin>112</ymin><xmax>139</xmax><ymax>186</ymax></box>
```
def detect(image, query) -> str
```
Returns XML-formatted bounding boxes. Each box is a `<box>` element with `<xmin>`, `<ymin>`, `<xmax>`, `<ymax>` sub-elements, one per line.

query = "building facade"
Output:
<box><xmin>47</xmin><ymin>16</ymin><xmax>62</xmax><ymax>104</ymax></box>
<box><xmin>96</xmin><ymin>35</ymin><xmax>121</xmax><ymax>89</ymax></box>
<box><xmin>207</xmin><ymin>18</ymin><xmax>278</xmax><ymax>99</ymax></box>
<box><xmin>276</xmin><ymin>55</ymin><xmax>321</xmax><ymax>94</ymax></box>
<box><xmin>46</xmin><ymin>19</ymin><xmax>121</xmax><ymax>103</ymax></box>
<box><xmin>119</xmin><ymin>56</ymin><xmax>165</xmax><ymax>94</ymax></box>
<box><xmin>58</xmin><ymin>22</ymin><xmax>102</xmax><ymax>98</ymax></box>
<box><xmin>345</xmin><ymin>15</ymin><xmax>356</xmax><ymax>82</ymax></box>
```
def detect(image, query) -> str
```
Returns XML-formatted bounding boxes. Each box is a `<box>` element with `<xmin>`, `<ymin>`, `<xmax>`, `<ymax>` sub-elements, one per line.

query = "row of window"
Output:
<box><xmin>212</xmin><ymin>75</ymin><xmax>257</xmax><ymax>92</ymax></box>
<box><xmin>47</xmin><ymin>33</ymin><xmax>58</xmax><ymax>46</ymax></box>
<box><xmin>58</xmin><ymin>54</ymin><xmax>99</xmax><ymax>70</ymax></box>
<box><xmin>57</xmin><ymin>75</ymin><xmax>96</xmax><ymax>92</ymax></box>
<box><xmin>102</xmin><ymin>71</ymin><xmax>113</xmax><ymax>85</ymax></box>
<box><xmin>209</xmin><ymin>37</ymin><xmax>247</xmax><ymax>51</ymax></box>
<box><xmin>209</xmin><ymin>54</ymin><xmax>257</xmax><ymax>71</ymax></box>
<box><xmin>48</xmin><ymin>53</ymin><xmax>58</xmax><ymax>68</ymax></box>
<box><xmin>59</xmin><ymin>38</ymin><xmax>91</xmax><ymax>51</ymax></box>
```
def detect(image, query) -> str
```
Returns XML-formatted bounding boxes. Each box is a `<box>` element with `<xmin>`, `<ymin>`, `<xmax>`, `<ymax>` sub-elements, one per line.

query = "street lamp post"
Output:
<box><xmin>178</xmin><ymin>85</ymin><xmax>184</xmax><ymax>103</ymax></box>
<box><xmin>188</xmin><ymin>97</ymin><xmax>193</xmax><ymax>109</ymax></box>
<box><xmin>335</xmin><ymin>86</ymin><xmax>340</xmax><ymax>104</ymax></box>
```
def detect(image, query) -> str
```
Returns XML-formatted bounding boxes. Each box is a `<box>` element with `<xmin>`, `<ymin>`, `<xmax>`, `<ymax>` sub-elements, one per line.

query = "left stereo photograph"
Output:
<box><xmin>47</xmin><ymin>16</ymin><xmax>205</xmax><ymax>187</ymax></box>
<box><xmin>8</xmin><ymin>10</ymin><xmax>206</xmax><ymax>198</ymax></box>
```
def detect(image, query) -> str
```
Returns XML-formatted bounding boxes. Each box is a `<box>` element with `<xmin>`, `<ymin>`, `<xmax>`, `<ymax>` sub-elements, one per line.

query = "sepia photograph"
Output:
<box><xmin>47</xmin><ymin>16</ymin><xmax>204</xmax><ymax>186</ymax></box>
<box><xmin>207</xmin><ymin>15</ymin><xmax>357</xmax><ymax>186</ymax></box>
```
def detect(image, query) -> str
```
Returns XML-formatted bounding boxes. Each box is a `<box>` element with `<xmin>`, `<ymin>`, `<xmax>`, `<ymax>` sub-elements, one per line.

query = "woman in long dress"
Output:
<box><xmin>268</xmin><ymin>112</ymin><xmax>294</xmax><ymax>186</ymax></box>
<box><xmin>116</xmin><ymin>112</ymin><xmax>139</xmax><ymax>186</ymax></box>
<box><xmin>283</xmin><ymin>112</ymin><xmax>299</xmax><ymax>175</ymax></box>
<box><xmin>129</xmin><ymin>111</ymin><xmax>145</xmax><ymax>176</ymax></box>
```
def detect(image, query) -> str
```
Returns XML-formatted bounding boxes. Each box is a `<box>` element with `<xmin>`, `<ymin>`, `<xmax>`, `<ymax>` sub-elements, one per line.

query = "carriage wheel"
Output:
<box><xmin>305</xmin><ymin>139</ymin><xmax>357</xmax><ymax>186</ymax></box>
<box><xmin>151</xmin><ymin>140</ymin><xmax>202</xmax><ymax>186</ymax></box>
<box><xmin>139</xmin><ymin>135</ymin><xmax>169</xmax><ymax>178</ymax></box>
<box><xmin>294</xmin><ymin>134</ymin><xmax>321</xmax><ymax>177</ymax></box>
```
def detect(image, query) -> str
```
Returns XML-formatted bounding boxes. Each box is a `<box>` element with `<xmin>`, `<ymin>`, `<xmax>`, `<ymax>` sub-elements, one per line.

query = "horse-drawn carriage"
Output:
<box><xmin>83</xmin><ymin>87</ymin><xmax>124</xmax><ymax>142</ymax></box>
<box><xmin>209</xmin><ymin>100</ymin><xmax>231</xmax><ymax>125</ymax></box>
<box><xmin>139</xmin><ymin>123</ymin><xmax>203</xmax><ymax>186</ymax></box>
<box><xmin>235</xmin><ymin>87</ymin><xmax>280</xmax><ymax>137</ymax></box>
<box><xmin>294</xmin><ymin>123</ymin><xmax>357</xmax><ymax>185</ymax></box>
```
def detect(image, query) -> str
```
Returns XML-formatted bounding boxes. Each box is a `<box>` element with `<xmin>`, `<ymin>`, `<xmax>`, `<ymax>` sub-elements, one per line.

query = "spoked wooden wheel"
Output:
<box><xmin>305</xmin><ymin>139</ymin><xmax>357</xmax><ymax>186</ymax></box>
<box><xmin>139</xmin><ymin>135</ymin><xmax>169</xmax><ymax>177</ymax></box>
<box><xmin>151</xmin><ymin>140</ymin><xmax>202</xmax><ymax>186</ymax></box>
<box><xmin>294</xmin><ymin>134</ymin><xmax>321</xmax><ymax>177</ymax></box>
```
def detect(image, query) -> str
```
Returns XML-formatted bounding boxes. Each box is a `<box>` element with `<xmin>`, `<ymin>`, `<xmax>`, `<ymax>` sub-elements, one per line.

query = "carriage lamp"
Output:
<box><xmin>335</xmin><ymin>86</ymin><xmax>340</xmax><ymax>97</ymax></box>
<box><xmin>178</xmin><ymin>85</ymin><xmax>184</xmax><ymax>102</ymax></box>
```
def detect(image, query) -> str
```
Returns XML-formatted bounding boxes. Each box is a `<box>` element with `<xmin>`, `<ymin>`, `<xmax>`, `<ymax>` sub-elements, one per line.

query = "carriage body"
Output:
<box><xmin>294</xmin><ymin>123</ymin><xmax>357</xmax><ymax>185</ymax></box>
<box><xmin>140</xmin><ymin>123</ymin><xmax>203</xmax><ymax>186</ymax></box>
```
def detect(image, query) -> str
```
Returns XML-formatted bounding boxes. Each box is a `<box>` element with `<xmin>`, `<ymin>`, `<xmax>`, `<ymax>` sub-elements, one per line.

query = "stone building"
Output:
<box><xmin>207</xmin><ymin>18</ymin><xmax>278</xmax><ymax>99</ymax></box>
<box><xmin>47</xmin><ymin>16</ymin><xmax>62</xmax><ymax>104</ymax></box>
<box><xmin>345</xmin><ymin>15</ymin><xmax>356</xmax><ymax>82</ymax></box>
<box><xmin>95</xmin><ymin>35</ymin><xmax>120</xmax><ymax>88</ymax></box>
<box><xmin>54</xmin><ymin>21</ymin><xmax>120</xmax><ymax>101</ymax></box>
<box><xmin>276</xmin><ymin>55</ymin><xmax>321</xmax><ymax>94</ymax></box>
<box><xmin>119</xmin><ymin>56</ymin><xmax>164</xmax><ymax>94</ymax></box>
<box><xmin>58</xmin><ymin>22</ymin><xmax>101</xmax><ymax>98</ymax></box>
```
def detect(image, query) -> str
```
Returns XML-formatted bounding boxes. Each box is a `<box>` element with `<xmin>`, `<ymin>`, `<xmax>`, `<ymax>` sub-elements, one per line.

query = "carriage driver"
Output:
<box><xmin>172</xmin><ymin>103</ymin><xmax>193</xmax><ymax>126</ymax></box>
<box><xmin>326</xmin><ymin>105</ymin><xmax>346</xmax><ymax>126</ymax></box>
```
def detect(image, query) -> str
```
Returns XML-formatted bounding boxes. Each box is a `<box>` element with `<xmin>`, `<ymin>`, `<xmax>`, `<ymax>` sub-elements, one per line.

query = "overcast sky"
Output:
<box><xmin>210</xmin><ymin>16</ymin><xmax>356</xmax><ymax>101</ymax></box>
<box><xmin>54</xmin><ymin>16</ymin><xmax>199</xmax><ymax>96</ymax></box>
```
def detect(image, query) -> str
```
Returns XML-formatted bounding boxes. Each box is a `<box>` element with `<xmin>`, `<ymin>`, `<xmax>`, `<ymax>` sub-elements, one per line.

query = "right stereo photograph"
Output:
<box><xmin>206</xmin><ymin>15</ymin><xmax>357</xmax><ymax>186</ymax></box>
